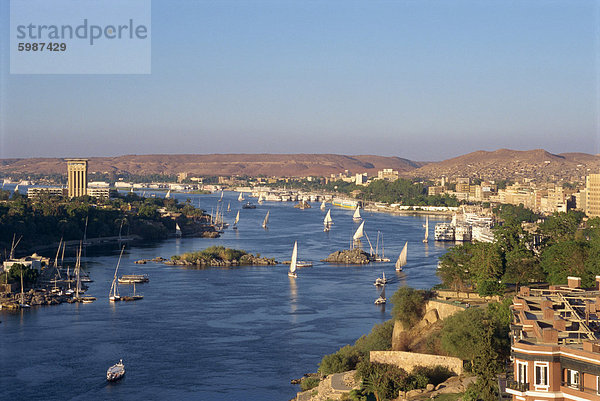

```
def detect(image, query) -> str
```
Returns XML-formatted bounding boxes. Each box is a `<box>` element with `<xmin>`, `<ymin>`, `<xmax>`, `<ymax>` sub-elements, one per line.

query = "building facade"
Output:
<box><xmin>587</xmin><ymin>174</ymin><xmax>600</xmax><ymax>218</ymax></box>
<box><xmin>507</xmin><ymin>278</ymin><xmax>600</xmax><ymax>401</ymax></box>
<box><xmin>66</xmin><ymin>159</ymin><xmax>88</xmax><ymax>198</ymax></box>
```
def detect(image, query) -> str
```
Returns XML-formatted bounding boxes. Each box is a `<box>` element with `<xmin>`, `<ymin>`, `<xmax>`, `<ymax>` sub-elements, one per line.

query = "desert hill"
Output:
<box><xmin>409</xmin><ymin>149</ymin><xmax>600</xmax><ymax>181</ymax></box>
<box><xmin>0</xmin><ymin>154</ymin><xmax>423</xmax><ymax>178</ymax></box>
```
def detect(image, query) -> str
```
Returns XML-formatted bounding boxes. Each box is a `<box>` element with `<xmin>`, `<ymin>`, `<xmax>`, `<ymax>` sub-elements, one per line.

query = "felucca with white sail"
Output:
<box><xmin>233</xmin><ymin>211</ymin><xmax>240</xmax><ymax>230</ymax></box>
<box><xmin>288</xmin><ymin>241</ymin><xmax>298</xmax><ymax>278</ymax></box>
<box><xmin>423</xmin><ymin>216</ymin><xmax>429</xmax><ymax>243</ymax></box>
<box><xmin>323</xmin><ymin>209</ymin><xmax>333</xmax><ymax>232</ymax></box>
<box><xmin>353</xmin><ymin>207</ymin><xmax>361</xmax><ymax>222</ymax></box>
<box><xmin>395</xmin><ymin>242</ymin><xmax>407</xmax><ymax>271</ymax></box>
<box><xmin>109</xmin><ymin>246</ymin><xmax>125</xmax><ymax>302</ymax></box>
<box><xmin>262</xmin><ymin>210</ymin><xmax>270</xmax><ymax>229</ymax></box>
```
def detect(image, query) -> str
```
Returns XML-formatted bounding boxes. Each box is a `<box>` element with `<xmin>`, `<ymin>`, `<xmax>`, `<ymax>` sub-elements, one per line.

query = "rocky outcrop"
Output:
<box><xmin>165</xmin><ymin>254</ymin><xmax>277</xmax><ymax>267</ymax></box>
<box><xmin>321</xmin><ymin>249</ymin><xmax>371</xmax><ymax>264</ymax></box>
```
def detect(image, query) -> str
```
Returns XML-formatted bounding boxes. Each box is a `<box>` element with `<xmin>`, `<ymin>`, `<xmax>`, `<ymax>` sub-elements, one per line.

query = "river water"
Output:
<box><xmin>0</xmin><ymin>191</ymin><xmax>453</xmax><ymax>401</ymax></box>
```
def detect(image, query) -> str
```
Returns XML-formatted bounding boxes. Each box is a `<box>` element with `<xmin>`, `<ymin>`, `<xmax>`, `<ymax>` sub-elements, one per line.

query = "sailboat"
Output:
<box><xmin>219</xmin><ymin>190</ymin><xmax>224</xmax><ymax>201</ymax></box>
<box><xmin>227</xmin><ymin>202</ymin><xmax>231</xmax><ymax>212</ymax></box>
<box><xmin>374</xmin><ymin>285</ymin><xmax>387</xmax><ymax>305</ymax></box>
<box><xmin>423</xmin><ymin>216</ymin><xmax>429</xmax><ymax>243</ymax></box>
<box><xmin>353</xmin><ymin>221</ymin><xmax>365</xmax><ymax>245</ymax></box>
<box><xmin>165</xmin><ymin>189</ymin><xmax>171</xmax><ymax>199</ymax></box>
<box><xmin>320</xmin><ymin>201</ymin><xmax>326</xmax><ymax>210</ymax></box>
<box><xmin>353</xmin><ymin>207</ymin><xmax>362</xmax><ymax>222</ymax></box>
<box><xmin>396</xmin><ymin>242</ymin><xmax>407</xmax><ymax>271</ymax></box>
<box><xmin>323</xmin><ymin>209</ymin><xmax>333</xmax><ymax>232</ymax></box>
<box><xmin>262</xmin><ymin>210</ymin><xmax>270</xmax><ymax>229</ymax></box>
<box><xmin>109</xmin><ymin>247</ymin><xmax>125</xmax><ymax>302</ymax></box>
<box><xmin>288</xmin><ymin>241</ymin><xmax>298</xmax><ymax>278</ymax></box>
<box><xmin>238</xmin><ymin>192</ymin><xmax>244</xmax><ymax>202</ymax></box>
<box><xmin>258</xmin><ymin>192</ymin><xmax>264</xmax><ymax>204</ymax></box>
<box><xmin>19</xmin><ymin>265</ymin><xmax>30</xmax><ymax>308</ymax></box>
<box><xmin>374</xmin><ymin>271</ymin><xmax>388</xmax><ymax>286</ymax></box>
<box><xmin>233</xmin><ymin>211</ymin><xmax>240</xmax><ymax>230</ymax></box>
<box><xmin>374</xmin><ymin>231</ymin><xmax>391</xmax><ymax>262</ymax></box>
<box><xmin>175</xmin><ymin>223</ymin><xmax>182</xmax><ymax>237</ymax></box>
<box><xmin>14</xmin><ymin>184</ymin><xmax>19</xmax><ymax>193</ymax></box>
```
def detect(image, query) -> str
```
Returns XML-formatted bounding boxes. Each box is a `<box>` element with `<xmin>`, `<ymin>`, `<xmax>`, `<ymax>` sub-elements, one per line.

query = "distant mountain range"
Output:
<box><xmin>1</xmin><ymin>149</ymin><xmax>598</xmax><ymax>181</ymax></box>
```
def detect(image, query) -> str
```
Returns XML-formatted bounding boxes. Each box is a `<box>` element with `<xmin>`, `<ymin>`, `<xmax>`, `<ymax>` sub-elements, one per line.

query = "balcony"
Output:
<box><xmin>506</xmin><ymin>379</ymin><xmax>529</xmax><ymax>393</ymax></box>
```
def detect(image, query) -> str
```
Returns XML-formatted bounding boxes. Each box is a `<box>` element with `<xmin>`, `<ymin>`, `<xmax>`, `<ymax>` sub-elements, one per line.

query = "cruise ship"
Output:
<box><xmin>331</xmin><ymin>198</ymin><xmax>360</xmax><ymax>209</ymax></box>
<box><xmin>434</xmin><ymin>223</ymin><xmax>455</xmax><ymax>241</ymax></box>
<box><xmin>454</xmin><ymin>224</ymin><xmax>472</xmax><ymax>242</ymax></box>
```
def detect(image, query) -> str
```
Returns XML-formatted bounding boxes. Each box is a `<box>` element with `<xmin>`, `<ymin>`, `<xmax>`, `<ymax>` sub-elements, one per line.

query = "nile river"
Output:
<box><xmin>0</xmin><ymin>191</ymin><xmax>453</xmax><ymax>401</ymax></box>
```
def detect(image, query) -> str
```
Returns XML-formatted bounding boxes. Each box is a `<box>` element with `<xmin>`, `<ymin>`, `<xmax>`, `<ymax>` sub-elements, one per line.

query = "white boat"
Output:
<box><xmin>423</xmin><ymin>216</ymin><xmax>429</xmax><ymax>243</ymax></box>
<box><xmin>374</xmin><ymin>271</ymin><xmax>388</xmax><ymax>286</ymax></box>
<box><xmin>258</xmin><ymin>192</ymin><xmax>264</xmax><ymax>204</ymax></box>
<box><xmin>395</xmin><ymin>242</ymin><xmax>407</xmax><ymax>271</ymax></box>
<box><xmin>374</xmin><ymin>285</ymin><xmax>386</xmax><ymax>305</ymax></box>
<box><xmin>296</xmin><ymin>261</ymin><xmax>313</xmax><ymax>268</ymax></box>
<box><xmin>109</xmin><ymin>247</ymin><xmax>124</xmax><ymax>302</ymax></box>
<box><xmin>262</xmin><ymin>210</ymin><xmax>270</xmax><ymax>229</ymax></box>
<box><xmin>165</xmin><ymin>189</ymin><xmax>171</xmax><ymax>199</ymax></box>
<box><xmin>233</xmin><ymin>211</ymin><xmax>240</xmax><ymax>230</ymax></box>
<box><xmin>320</xmin><ymin>201</ymin><xmax>326</xmax><ymax>210</ymax></box>
<box><xmin>175</xmin><ymin>223</ymin><xmax>182</xmax><ymax>237</ymax></box>
<box><xmin>107</xmin><ymin>359</ymin><xmax>125</xmax><ymax>381</ymax></box>
<box><xmin>353</xmin><ymin>207</ymin><xmax>361</xmax><ymax>221</ymax></box>
<box><xmin>288</xmin><ymin>241</ymin><xmax>298</xmax><ymax>278</ymax></box>
<box><xmin>323</xmin><ymin>209</ymin><xmax>333</xmax><ymax>232</ymax></box>
<box><xmin>238</xmin><ymin>192</ymin><xmax>244</xmax><ymax>202</ymax></box>
<box><xmin>227</xmin><ymin>202</ymin><xmax>231</xmax><ymax>212</ymax></box>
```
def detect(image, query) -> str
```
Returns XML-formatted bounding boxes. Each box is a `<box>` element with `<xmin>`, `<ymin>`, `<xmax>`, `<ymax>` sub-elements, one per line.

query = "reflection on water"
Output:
<box><xmin>0</xmin><ymin>191</ymin><xmax>454</xmax><ymax>401</ymax></box>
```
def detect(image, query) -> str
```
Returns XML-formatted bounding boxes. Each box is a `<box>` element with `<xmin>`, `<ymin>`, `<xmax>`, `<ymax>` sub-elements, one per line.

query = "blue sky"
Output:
<box><xmin>0</xmin><ymin>0</ymin><xmax>598</xmax><ymax>161</ymax></box>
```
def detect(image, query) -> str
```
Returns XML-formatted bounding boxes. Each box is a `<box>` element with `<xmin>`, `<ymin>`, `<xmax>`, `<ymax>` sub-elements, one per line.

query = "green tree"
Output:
<box><xmin>540</xmin><ymin>240</ymin><xmax>589</xmax><ymax>286</ymax></box>
<box><xmin>390</xmin><ymin>287</ymin><xmax>427</xmax><ymax>326</ymax></box>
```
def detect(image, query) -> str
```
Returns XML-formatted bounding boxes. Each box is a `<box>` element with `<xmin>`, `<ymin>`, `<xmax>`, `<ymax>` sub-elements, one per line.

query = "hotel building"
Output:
<box><xmin>507</xmin><ymin>277</ymin><xmax>600</xmax><ymax>401</ymax></box>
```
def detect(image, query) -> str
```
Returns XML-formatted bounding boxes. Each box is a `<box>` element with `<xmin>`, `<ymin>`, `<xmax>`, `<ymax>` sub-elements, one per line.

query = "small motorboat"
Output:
<box><xmin>242</xmin><ymin>202</ymin><xmax>256</xmax><ymax>209</ymax></box>
<box><xmin>107</xmin><ymin>359</ymin><xmax>125</xmax><ymax>382</ymax></box>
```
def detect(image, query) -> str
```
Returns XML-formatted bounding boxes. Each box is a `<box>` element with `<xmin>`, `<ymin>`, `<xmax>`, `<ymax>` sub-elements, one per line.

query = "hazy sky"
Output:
<box><xmin>1</xmin><ymin>0</ymin><xmax>598</xmax><ymax>161</ymax></box>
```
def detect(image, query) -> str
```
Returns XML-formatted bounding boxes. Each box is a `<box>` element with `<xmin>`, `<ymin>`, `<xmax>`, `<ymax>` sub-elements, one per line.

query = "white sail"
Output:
<box><xmin>353</xmin><ymin>207</ymin><xmax>361</xmax><ymax>220</ymax></box>
<box><xmin>289</xmin><ymin>241</ymin><xmax>298</xmax><ymax>275</ymax></box>
<box><xmin>175</xmin><ymin>223</ymin><xmax>182</xmax><ymax>236</ymax></box>
<box><xmin>262</xmin><ymin>211</ymin><xmax>270</xmax><ymax>228</ymax></box>
<box><xmin>320</xmin><ymin>201</ymin><xmax>326</xmax><ymax>210</ymax></box>
<box><xmin>220</xmin><ymin>190</ymin><xmax>224</xmax><ymax>201</ymax></box>
<box><xmin>234</xmin><ymin>211</ymin><xmax>240</xmax><ymax>225</ymax></box>
<box><xmin>238</xmin><ymin>192</ymin><xmax>244</xmax><ymax>202</ymax></box>
<box><xmin>14</xmin><ymin>184</ymin><xmax>19</xmax><ymax>192</ymax></box>
<box><xmin>323</xmin><ymin>209</ymin><xmax>333</xmax><ymax>225</ymax></box>
<box><xmin>423</xmin><ymin>217</ymin><xmax>429</xmax><ymax>241</ymax></box>
<box><xmin>110</xmin><ymin>247</ymin><xmax>125</xmax><ymax>301</ymax></box>
<box><xmin>353</xmin><ymin>221</ymin><xmax>365</xmax><ymax>241</ymax></box>
<box><xmin>165</xmin><ymin>189</ymin><xmax>171</xmax><ymax>199</ymax></box>
<box><xmin>396</xmin><ymin>242</ymin><xmax>407</xmax><ymax>270</ymax></box>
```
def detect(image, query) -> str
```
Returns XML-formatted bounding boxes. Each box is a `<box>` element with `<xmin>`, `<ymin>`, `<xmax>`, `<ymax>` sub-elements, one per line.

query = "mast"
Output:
<box><xmin>262</xmin><ymin>210</ymin><xmax>270</xmax><ymax>229</ymax></box>
<box><xmin>110</xmin><ymin>246</ymin><xmax>125</xmax><ymax>300</ymax></box>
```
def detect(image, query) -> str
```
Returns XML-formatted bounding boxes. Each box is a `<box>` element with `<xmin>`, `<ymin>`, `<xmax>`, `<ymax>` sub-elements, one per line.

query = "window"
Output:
<box><xmin>566</xmin><ymin>369</ymin><xmax>579</xmax><ymax>389</ymax></box>
<box><xmin>517</xmin><ymin>361</ymin><xmax>528</xmax><ymax>384</ymax></box>
<box><xmin>597</xmin><ymin>376</ymin><xmax>600</xmax><ymax>395</ymax></box>
<box><xmin>534</xmin><ymin>362</ymin><xmax>549</xmax><ymax>388</ymax></box>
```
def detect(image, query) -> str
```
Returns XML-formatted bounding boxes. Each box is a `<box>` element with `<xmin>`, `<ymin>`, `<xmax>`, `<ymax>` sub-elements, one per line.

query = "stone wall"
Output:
<box><xmin>370</xmin><ymin>351</ymin><xmax>464</xmax><ymax>375</ymax></box>
<box><xmin>425</xmin><ymin>300</ymin><xmax>467</xmax><ymax>320</ymax></box>
<box><xmin>436</xmin><ymin>290</ymin><xmax>501</xmax><ymax>302</ymax></box>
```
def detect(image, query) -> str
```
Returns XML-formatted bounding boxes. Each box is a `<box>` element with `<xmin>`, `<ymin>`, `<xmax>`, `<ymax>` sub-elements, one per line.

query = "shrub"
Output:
<box><xmin>300</xmin><ymin>376</ymin><xmax>320</xmax><ymax>391</ymax></box>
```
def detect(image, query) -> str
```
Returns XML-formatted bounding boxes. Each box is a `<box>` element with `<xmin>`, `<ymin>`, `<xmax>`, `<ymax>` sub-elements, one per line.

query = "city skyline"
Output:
<box><xmin>1</xmin><ymin>0</ymin><xmax>598</xmax><ymax>160</ymax></box>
